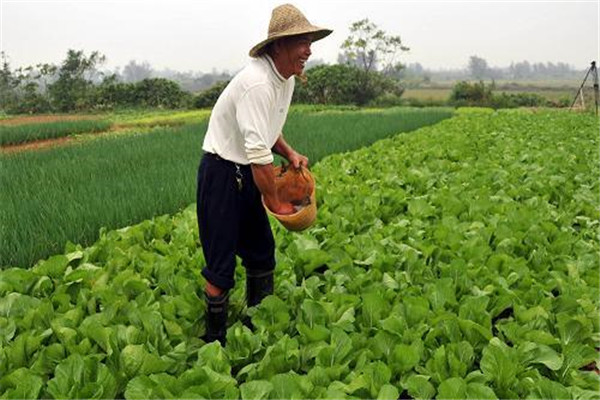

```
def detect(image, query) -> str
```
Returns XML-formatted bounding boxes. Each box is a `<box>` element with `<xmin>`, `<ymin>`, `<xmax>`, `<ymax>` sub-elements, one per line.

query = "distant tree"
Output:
<box><xmin>48</xmin><ymin>49</ymin><xmax>106</xmax><ymax>111</ymax></box>
<box><xmin>509</xmin><ymin>61</ymin><xmax>532</xmax><ymax>79</ymax></box>
<box><xmin>409</xmin><ymin>63</ymin><xmax>424</xmax><ymax>75</ymax></box>
<box><xmin>94</xmin><ymin>74</ymin><xmax>137</xmax><ymax>109</ymax></box>
<box><xmin>134</xmin><ymin>78</ymin><xmax>189</xmax><ymax>108</ymax></box>
<box><xmin>294</xmin><ymin>64</ymin><xmax>362</xmax><ymax>104</ymax></box>
<box><xmin>122</xmin><ymin>60</ymin><xmax>153</xmax><ymax>82</ymax></box>
<box><xmin>0</xmin><ymin>52</ymin><xmax>19</xmax><ymax>112</ymax></box>
<box><xmin>0</xmin><ymin>53</ymin><xmax>55</xmax><ymax>113</ymax></box>
<box><xmin>449</xmin><ymin>80</ymin><xmax>493</xmax><ymax>106</ymax></box>
<box><xmin>293</xmin><ymin>64</ymin><xmax>403</xmax><ymax>106</ymax></box>
<box><xmin>193</xmin><ymin>80</ymin><xmax>230</xmax><ymax>108</ymax></box>
<box><xmin>468</xmin><ymin>55</ymin><xmax>490</xmax><ymax>80</ymax></box>
<box><xmin>338</xmin><ymin>19</ymin><xmax>409</xmax><ymax>105</ymax></box>
<box><xmin>340</xmin><ymin>18</ymin><xmax>409</xmax><ymax>75</ymax></box>
<box><xmin>532</xmin><ymin>62</ymin><xmax>547</xmax><ymax>76</ymax></box>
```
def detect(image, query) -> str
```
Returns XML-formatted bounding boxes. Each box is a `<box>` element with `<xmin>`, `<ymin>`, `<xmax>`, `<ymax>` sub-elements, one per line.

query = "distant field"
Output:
<box><xmin>0</xmin><ymin>110</ymin><xmax>213</xmax><ymax>148</ymax></box>
<box><xmin>404</xmin><ymin>82</ymin><xmax>580</xmax><ymax>103</ymax></box>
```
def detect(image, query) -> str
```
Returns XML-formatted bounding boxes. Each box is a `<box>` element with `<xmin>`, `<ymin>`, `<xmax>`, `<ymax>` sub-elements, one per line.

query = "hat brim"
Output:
<box><xmin>249</xmin><ymin>27</ymin><xmax>333</xmax><ymax>58</ymax></box>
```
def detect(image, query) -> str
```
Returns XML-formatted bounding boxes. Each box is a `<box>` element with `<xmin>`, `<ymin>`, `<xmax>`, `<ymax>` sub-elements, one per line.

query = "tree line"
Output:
<box><xmin>0</xmin><ymin>18</ymin><xmax>585</xmax><ymax>115</ymax></box>
<box><xmin>401</xmin><ymin>56</ymin><xmax>584</xmax><ymax>83</ymax></box>
<box><xmin>0</xmin><ymin>19</ymin><xmax>410</xmax><ymax>114</ymax></box>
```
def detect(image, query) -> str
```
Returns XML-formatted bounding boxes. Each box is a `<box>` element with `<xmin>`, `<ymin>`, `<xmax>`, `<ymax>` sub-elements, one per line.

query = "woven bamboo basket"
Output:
<box><xmin>263</xmin><ymin>165</ymin><xmax>317</xmax><ymax>231</ymax></box>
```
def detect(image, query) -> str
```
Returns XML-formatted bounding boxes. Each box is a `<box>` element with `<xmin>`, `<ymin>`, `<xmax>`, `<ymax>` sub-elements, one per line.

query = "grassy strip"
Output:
<box><xmin>404</xmin><ymin>87</ymin><xmax>575</xmax><ymax>102</ymax></box>
<box><xmin>0</xmin><ymin>119</ymin><xmax>112</xmax><ymax>146</ymax></box>
<box><xmin>0</xmin><ymin>107</ymin><xmax>453</xmax><ymax>268</ymax></box>
<box><xmin>110</xmin><ymin>109</ymin><xmax>212</xmax><ymax>127</ymax></box>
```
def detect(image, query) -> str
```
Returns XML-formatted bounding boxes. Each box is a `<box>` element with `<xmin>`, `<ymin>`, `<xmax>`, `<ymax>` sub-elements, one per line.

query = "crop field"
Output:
<box><xmin>0</xmin><ymin>108</ymin><xmax>598</xmax><ymax>399</ymax></box>
<box><xmin>0</xmin><ymin>110</ymin><xmax>214</xmax><ymax>148</ymax></box>
<box><xmin>403</xmin><ymin>87</ymin><xmax>576</xmax><ymax>103</ymax></box>
<box><xmin>0</xmin><ymin>107</ymin><xmax>452</xmax><ymax>268</ymax></box>
<box><xmin>0</xmin><ymin>119</ymin><xmax>112</xmax><ymax>146</ymax></box>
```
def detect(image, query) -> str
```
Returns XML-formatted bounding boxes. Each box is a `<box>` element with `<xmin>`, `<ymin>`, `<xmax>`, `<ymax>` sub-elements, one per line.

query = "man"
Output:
<box><xmin>196</xmin><ymin>4</ymin><xmax>332</xmax><ymax>344</ymax></box>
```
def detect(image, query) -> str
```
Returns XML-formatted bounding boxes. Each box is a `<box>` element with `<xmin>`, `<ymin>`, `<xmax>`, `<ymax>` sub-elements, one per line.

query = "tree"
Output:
<box><xmin>293</xmin><ymin>64</ymin><xmax>363</xmax><ymax>104</ymax></box>
<box><xmin>340</xmin><ymin>18</ymin><xmax>409</xmax><ymax>75</ymax></box>
<box><xmin>0</xmin><ymin>52</ymin><xmax>19</xmax><ymax>112</ymax></box>
<box><xmin>193</xmin><ymin>80</ymin><xmax>230</xmax><ymax>108</ymax></box>
<box><xmin>468</xmin><ymin>56</ymin><xmax>490</xmax><ymax>80</ymax></box>
<box><xmin>0</xmin><ymin>53</ymin><xmax>55</xmax><ymax>113</ymax></box>
<box><xmin>338</xmin><ymin>19</ymin><xmax>409</xmax><ymax>105</ymax></box>
<box><xmin>509</xmin><ymin>61</ymin><xmax>532</xmax><ymax>80</ymax></box>
<box><xmin>293</xmin><ymin>64</ymin><xmax>403</xmax><ymax>106</ymax></box>
<box><xmin>449</xmin><ymin>80</ymin><xmax>493</xmax><ymax>107</ymax></box>
<box><xmin>48</xmin><ymin>49</ymin><xmax>106</xmax><ymax>111</ymax></box>
<box><xmin>122</xmin><ymin>60</ymin><xmax>153</xmax><ymax>82</ymax></box>
<box><xmin>134</xmin><ymin>78</ymin><xmax>189</xmax><ymax>108</ymax></box>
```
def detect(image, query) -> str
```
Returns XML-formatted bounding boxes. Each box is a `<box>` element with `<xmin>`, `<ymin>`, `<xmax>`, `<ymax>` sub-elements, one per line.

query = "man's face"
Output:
<box><xmin>278</xmin><ymin>34</ymin><xmax>313</xmax><ymax>77</ymax></box>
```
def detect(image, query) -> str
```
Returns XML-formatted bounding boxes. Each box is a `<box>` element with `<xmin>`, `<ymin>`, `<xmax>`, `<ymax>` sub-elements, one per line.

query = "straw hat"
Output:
<box><xmin>249</xmin><ymin>4</ymin><xmax>333</xmax><ymax>57</ymax></box>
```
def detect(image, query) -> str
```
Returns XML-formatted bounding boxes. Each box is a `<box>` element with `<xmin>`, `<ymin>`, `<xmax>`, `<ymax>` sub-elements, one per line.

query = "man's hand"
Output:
<box><xmin>272</xmin><ymin>135</ymin><xmax>309</xmax><ymax>169</ymax></box>
<box><xmin>288</xmin><ymin>151</ymin><xmax>309</xmax><ymax>169</ymax></box>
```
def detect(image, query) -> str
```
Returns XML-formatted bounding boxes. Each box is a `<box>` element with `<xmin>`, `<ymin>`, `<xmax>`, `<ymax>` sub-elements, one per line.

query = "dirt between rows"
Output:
<box><xmin>1</xmin><ymin>136</ymin><xmax>76</xmax><ymax>154</ymax></box>
<box><xmin>0</xmin><ymin>114</ymin><xmax>100</xmax><ymax>126</ymax></box>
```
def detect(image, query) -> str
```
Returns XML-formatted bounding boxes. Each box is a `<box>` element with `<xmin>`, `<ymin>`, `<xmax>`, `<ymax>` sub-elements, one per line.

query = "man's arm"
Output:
<box><xmin>272</xmin><ymin>134</ymin><xmax>308</xmax><ymax>169</ymax></box>
<box><xmin>251</xmin><ymin>163</ymin><xmax>295</xmax><ymax>215</ymax></box>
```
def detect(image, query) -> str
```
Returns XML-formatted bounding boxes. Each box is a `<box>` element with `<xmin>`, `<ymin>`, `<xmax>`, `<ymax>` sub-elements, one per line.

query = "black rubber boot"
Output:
<box><xmin>203</xmin><ymin>291</ymin><xmax>229</xmax><ymax>346</ymax></box>
<box><xmin>246</xmin><ymin>269</ymin><xmax>274</xmax><ymax>308</ymax></box>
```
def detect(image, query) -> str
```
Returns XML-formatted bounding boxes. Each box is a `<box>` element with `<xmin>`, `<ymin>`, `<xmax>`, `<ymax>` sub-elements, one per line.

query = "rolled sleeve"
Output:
<box><xmin>236</xmin><ymin>84</ymin><xmax>275</xmax><ymax>165</ymax></box>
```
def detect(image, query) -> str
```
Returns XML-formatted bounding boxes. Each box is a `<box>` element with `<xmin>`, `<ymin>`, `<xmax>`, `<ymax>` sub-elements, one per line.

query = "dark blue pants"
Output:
<box><xmin>196</xmin><ymin>153</ymin><xmax>276</xmax><ymax>290</ymax></box>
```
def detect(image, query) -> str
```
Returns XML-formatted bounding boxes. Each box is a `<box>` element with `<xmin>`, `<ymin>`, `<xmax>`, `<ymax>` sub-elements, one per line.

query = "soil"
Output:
<box><xmin>1</xmin><ymin>136</ymin><xmax>76</xmax><ymax>154</ymax></box>
<box><xmin>0</xmin><ymin>114</ymin><xmax>99</xmax><ymax>126</ymax></box>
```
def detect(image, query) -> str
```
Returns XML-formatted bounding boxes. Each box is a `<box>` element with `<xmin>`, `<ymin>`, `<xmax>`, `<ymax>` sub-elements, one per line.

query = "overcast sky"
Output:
<box><xmin>1</xmin><ymin>0</ymin><xmax>598</xmax><ymax>74</ymax></box>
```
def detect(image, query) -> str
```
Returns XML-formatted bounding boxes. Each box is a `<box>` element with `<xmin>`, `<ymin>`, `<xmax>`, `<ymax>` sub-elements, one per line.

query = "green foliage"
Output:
<box><xmin>336</xmin><ymin>18</ymin><xmax>409</xmax><ymax>105</ymax></box>
<box><xmin>340</xmin><ymin>18</ymin><xmax>409</xmax><ymax>75</ymax></box>
<box><xmin>0</xmin><ymin>50</ymin><xmax>190</xmax><ymax>113</ymax></box>
<box><xmin>192</xmin><ymin>80</ymin><xmax>230</xmax><ymax>109</ymax></box>
<box><xmin>0</xmin><ymin>53</ymin><xmax>18</xmax><ymax>111</ymax></box>
<box><xmin>93</xmin><ymin>76</ymin><xmax>138</xmax><ymax>110</ymax></box>
<box><xmin>0</xmin><ymin>53</ymin><xmax>55</xmax><ymax>114</ymax></box>
<box><xmin>0</xmin><ymin>109</ymin><xmax>598</xmax><ymax>399</ymax></box>
<box><xmin>48</xmin><ymin>50</ymin><xmax>106</xmax><ymax>112</ymax></box>
<box><xmin>134</xmin><ymin>78</ymin><xmax>190</xmax><ymax>108</ymax></box>
<box><xmin>94</xmin><ymin>77</ymin><xmax>190</xmax><ymax>110</ymax></box>
<box><xmin>293</xmin><ymin>64</ymin><xmax>404</xmax><ymax>106</ymax></box>
<box><xmin>450</xmin><ymin>81</ymin><xmax>550</xmax><ymax>109</ymax></box>
<box><xmin>293</xmin><ymin>64</ymin><xmax>362</xmax><ymax>104</ymax></box>
<box><xmin>491</xmin><ymin>92</ymin><xmax>548</xmax><ymax>108</ymax></box>
<box><xmin>449</xmin><ymin>81</ymin><xmax>494</xmax><ymax>107</ymax></box>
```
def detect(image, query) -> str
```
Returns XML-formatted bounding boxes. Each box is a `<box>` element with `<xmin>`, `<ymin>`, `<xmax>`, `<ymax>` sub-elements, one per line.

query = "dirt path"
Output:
<box><xmin>1</xmin><ymin>136</ymin><xmax>77</xmax><ymax>154</ymax></box>
<box><xmin>0</xmin><ymin>114</ymin><xmax>99</xmax><ymax>126</ymax></box>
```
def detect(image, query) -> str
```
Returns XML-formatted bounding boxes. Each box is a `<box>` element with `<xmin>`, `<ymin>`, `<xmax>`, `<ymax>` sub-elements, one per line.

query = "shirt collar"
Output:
<box><xmin>263</xmin><ymin>54</ymin><xmax>287</xmax><ymax>83</ymax></box>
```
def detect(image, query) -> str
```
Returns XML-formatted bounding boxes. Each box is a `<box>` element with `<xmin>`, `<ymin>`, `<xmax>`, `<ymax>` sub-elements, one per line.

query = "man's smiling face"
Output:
<box><xmin>275</xmin><ymin>34</ymin><xmax>313</xmax><ymax>78</ymax></box>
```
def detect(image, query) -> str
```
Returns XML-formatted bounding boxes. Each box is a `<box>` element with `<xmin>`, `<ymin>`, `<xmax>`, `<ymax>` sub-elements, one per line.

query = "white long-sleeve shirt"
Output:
<box><xmin>202</xmin><ymin>54</ymin><xmax>295</xmax><ymax>165</ymax></box>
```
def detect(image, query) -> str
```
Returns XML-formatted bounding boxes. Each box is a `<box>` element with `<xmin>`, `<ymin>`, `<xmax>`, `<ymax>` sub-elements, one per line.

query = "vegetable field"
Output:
<box><xmin>1</xmin><ymin>109</ymin><xmax>598</xmax><ymax>399</ymax></box>
<box><xmin>1</xmin><ymin>107</ymin><xmax>452</xmax><ymax>268</ymax></box>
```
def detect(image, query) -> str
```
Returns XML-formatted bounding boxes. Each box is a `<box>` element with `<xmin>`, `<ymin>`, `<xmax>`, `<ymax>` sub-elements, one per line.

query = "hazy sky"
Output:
<box><xmin>1</xmin><ymin>0</ymin><xmax>598</xmax><ymax>74</ymax></box>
